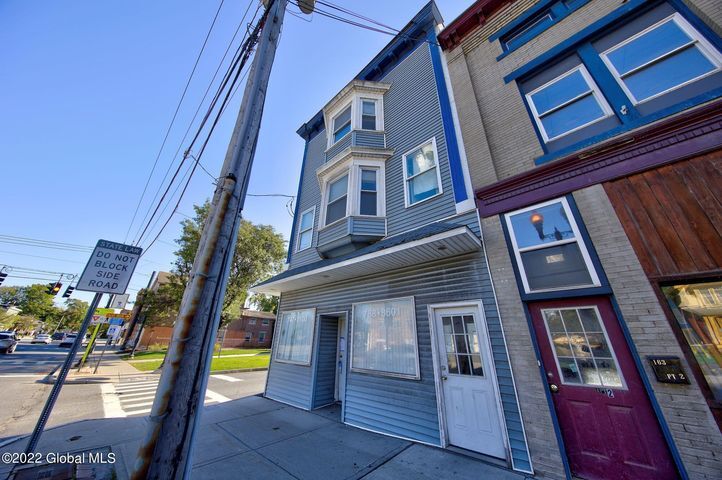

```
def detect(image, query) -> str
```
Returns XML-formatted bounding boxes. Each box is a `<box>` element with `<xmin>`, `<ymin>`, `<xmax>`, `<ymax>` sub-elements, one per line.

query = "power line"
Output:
<box><xmin>124</xmin><ymin>0</ymin><xmax>228</xmax><ymax>244</ymax></box>
<box><xmin>0</xmin><ymin>250</ymin><xmax>86</xmax><ymax>265</ymax></box>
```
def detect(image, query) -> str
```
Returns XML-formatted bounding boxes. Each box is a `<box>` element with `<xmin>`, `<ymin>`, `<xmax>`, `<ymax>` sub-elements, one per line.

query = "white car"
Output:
<box><xmin>58</xmin><ymin>333</ymin><xmax>88</xmax><ymax>348</ymax></box>
<box><xmin>32</xmin><ymin>334</ymin><xmax>52</xmax><ymax>344</ymax></box>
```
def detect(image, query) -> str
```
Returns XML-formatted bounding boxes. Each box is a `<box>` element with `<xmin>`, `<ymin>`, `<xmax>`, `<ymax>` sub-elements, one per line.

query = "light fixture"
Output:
<box><xmin>530</xmin><ymin>211</ymin><xmax>544</xmax><ymax>240</ymax></box>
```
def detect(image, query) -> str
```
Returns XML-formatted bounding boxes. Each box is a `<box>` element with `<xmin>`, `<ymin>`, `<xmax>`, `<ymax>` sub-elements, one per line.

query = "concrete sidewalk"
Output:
<box><xmin>0</xmin><ymin>396</ymin><xmax>531</xmax><ymax>480</ymax></box>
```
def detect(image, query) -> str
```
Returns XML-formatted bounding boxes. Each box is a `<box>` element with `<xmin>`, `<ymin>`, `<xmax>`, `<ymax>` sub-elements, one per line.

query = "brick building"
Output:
<box><xmin>439</xmin><ymin>1</ymin><xmax>722</xmax><ymax>479</ymax></box>
<box><xmin>219</xmin><ymin>309</ymin><xmax>275</xmax><ymax>348</ymax></box>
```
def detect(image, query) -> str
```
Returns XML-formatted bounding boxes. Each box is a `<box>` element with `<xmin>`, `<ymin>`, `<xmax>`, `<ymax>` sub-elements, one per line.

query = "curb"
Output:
<box><xmin>211</xmin><ymin>367</ymin><xmax>269</xmax><ymax>374</ymax></box>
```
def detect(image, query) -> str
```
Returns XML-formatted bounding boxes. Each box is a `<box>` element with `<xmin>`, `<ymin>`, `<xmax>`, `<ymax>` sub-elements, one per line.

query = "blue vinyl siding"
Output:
<box><xmin>326</xmin><ymin>133</ymin><xmax>352</xmax><ymax>162</ymax></box>
<box><xmin>290</xmin><ymin>132</ymin><xmax>325</xmax><ymax>269</ymax></box>
<box><xmin>317</xmin><ymin>218</ymin><xmax>349</xmax><ymax>249</ymax></box>
<box><xmin>273</xmin><ymin>212</ymin><xmax>532</xmax><ymax>470</ymax></box>
<box><xmin>353</xmin><ymin>130</ymin><xmax>385</xmax><ymax>148</ymax></box>
<box><xmin>312</xmin><ymin>315</ymin><xmax>338</xmax><ymax>408</ymax></box>
<box><xmin>265</xmin><ymin>357</ymin><xmax>314</xmax><ymax>410</ymax></box>
<box><xmin>350</xmin><ymin>216</ymin><xmax>385</xmax><ymax>236</ymax></box>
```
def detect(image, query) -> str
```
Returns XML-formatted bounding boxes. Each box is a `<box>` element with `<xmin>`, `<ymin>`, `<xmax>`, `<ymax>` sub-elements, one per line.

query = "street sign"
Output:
<box><xmin>108</xmin><ymin>318</ymin><xmax>124</xmax><ymax>326</ymax></box>
<box><xmin>112</xmin><ymin>294</ymin><xmax>130</xmax><ymax>309</ymax></box>
<box><xmin>95</xmin><ymin>308</ymin><xmax>115</xmax><ymax>316</ymax></box>
<box><xmin>91</xmin><ymin>315</ymin><xmax>105</xmax><ymax>325</ymax></box>
<box><xmin>76</xmin><ymin>240</ymin><xmax>142</xmax><ymax>295</ymax></box>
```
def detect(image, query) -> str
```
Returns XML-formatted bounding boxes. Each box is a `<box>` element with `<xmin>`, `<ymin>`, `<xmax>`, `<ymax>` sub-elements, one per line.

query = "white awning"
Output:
<box><xmin>253</xmin><ymin>226</ymin><xmax>480</xmax><ymax>296</ymax></box>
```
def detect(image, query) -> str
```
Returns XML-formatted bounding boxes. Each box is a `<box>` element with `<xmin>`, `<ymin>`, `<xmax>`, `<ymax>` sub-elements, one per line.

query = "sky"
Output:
<box><xmin>0</xmin><ymin>0</ymin><xmax>469</xmax><ymax>308</ymax></box>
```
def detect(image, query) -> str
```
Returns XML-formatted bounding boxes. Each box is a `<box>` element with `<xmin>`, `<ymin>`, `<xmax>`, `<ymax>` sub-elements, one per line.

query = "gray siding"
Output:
<box><xmin>382</xmin><ymin>45</ymin><xmax>457</xmax><ymax>236</ymax></box>
<box><xmin>353</xmin><ymin>130</ymin><xmax>385</xmax><ymax>148</ymax></box>
<box><xmin>288</xmin><ymin>43</ymin><xmax>458</xmax><ymax>269</ymax></box>
<box><xmin>275</xmin><ymin>212</ymin><xmax>532</xmax><ymax>471</ymax></box>
<box><xmin>325</xmin><ymin>133</ymin><xmax>352</xmax><ymax>162</ymax></box>
<box><xmin>312</xmin><ymin>315</ymin><xmax>338</xmax><ymax>408</ymax></box>
<box><xmin>350</xmin><ymin>216</ymin><xmax>386</xmax><ymax>236</ymax></box>
<box><xmin>290</xmin><ymin>132</ymin><xmax>325</xmax><ymax>269</ymax></box>
<box><xmin>317</xmin><ymin>218</ymin><xmax>349</xmax><ymax>249</ymax></box>
<box><xmin>265</xmin><ymin>359</ymin><xmax>314</xmax><ymax>410</ymax></box>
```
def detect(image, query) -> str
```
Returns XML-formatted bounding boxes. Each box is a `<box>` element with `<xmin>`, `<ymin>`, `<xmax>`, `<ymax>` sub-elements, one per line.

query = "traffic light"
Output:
<box><xmin>0</xmin><ymin>272</ymin><xmax>6</xmax><ymax>286</ymax></box>
<box><xmin>62</xmin><ymin>285</ymin><xmax>75</xmax><ymax>298</ymax></box>
<box><xmin>46</xmin><ymin>282</ymin><xmax>62</xmax><ymax>296</ymax></box>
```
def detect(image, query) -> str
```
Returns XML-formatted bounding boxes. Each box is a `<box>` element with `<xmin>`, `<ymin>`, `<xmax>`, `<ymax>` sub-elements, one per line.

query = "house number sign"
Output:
<box><xmin>648</xmin><ymin>356</ymin><xmax>690</xmax><ymax>384</ymax></box>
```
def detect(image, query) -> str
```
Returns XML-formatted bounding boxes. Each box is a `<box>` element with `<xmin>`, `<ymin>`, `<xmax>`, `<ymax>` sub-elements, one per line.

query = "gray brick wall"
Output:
<box><xmin>573</xmin><ymin>185</ymin><xmax>722</xmax><ymax>480</ymax></box>
<box><xmin>480</xmin><ymin>215</ymin><xmax>567</xmax><ymax>480</ymax></box>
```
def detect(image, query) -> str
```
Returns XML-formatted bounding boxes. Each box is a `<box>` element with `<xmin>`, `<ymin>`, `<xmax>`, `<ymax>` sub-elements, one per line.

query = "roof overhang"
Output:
<box><xmin>252</xmin><ymin>226</ymin><xmax>480</xmax><ymax>296</ymax></box>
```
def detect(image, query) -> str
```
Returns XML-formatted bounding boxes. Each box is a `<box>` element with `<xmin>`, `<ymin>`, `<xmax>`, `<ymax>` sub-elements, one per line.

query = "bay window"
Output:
<box><xmin>361</xmin><ymin>100</ymin><xmax>377</xmax><ymax>130</ymax></box>
<box><xmin>403</xmin><ymin>138</ymin><xmax>442</xmax><ymax>207</ymax></box>
<box><xmin>351</xmin><ymin>297</ymin><xmax>419</xmax><ymax>379</ymax></box>
<box><xmin>505</xmin><ymin>197</ymin><xmax>600</xmax><ymax>293</ymax></box>
<box><xmin>333</xmin><ymin>106</ymin><xmax>352</xmax><ymax>144</ymax></box>
<box><xmin>359</xmin><ymin>169</ymin><xmax>377</xmax><ymax>216</ymax></box>
<box><xmin>325</xmin><ymin>175</ymin><xmax>349</xmax><ymax>225</ymax></box>
<box><xmin>274</xmin><ymin>309</ymin><xmax>315</xmax><ymax>365</ymax></box>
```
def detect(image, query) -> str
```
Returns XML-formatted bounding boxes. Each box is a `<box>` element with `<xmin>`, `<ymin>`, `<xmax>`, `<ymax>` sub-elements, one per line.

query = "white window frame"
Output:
<box><xmin>244</xmin><ymin>332</ymin><xmax>252</xmax><ymax>342</ymax></box>
<box><xmin>600</xmin><ymin>13</ymin><xmax>722</xmax><ymax>105</ymax></box>
<box><xmin>350</xmin><ymin>296</ymin><xmax>420</xmax><ymax>380</ymax></box>
<box><xmin>325</xmin><ymin>90</ymin><xmax>386</xmax><ymax>149</ymax></box>
<box><xmin>273</xmin><ymin>308</ymin><xmax>316</xmax><ymax>366</ymax></box>
<box><xmin>358</xmin><ymin>98</ymin><xmax>380</xmax><ymax>131</ymax></box>
<box><xmin>541</xmin><ymin>305</ymin><xmax>627</xmax><ymax>390</ymax></box>
<box><xmin>259</xmin><ymin>331</ymin><xmax>266</xmax><ymax>342</ymax></box>
<box><xmin>248</xmin><ymin>318</ymin><xmax>257</xmax><ymax>325</ymax></box>
<box><xmin>296</xmin><ymin>206</ymin><xmax>316</xmax><ymax>252</ymax></box>
<box><xmin>319</xmin><ymin>158</ymin><xmax>387</xmax><ymax>227</ymax></box>
<box><xmin>402</xmin><ymin>137</ymin><xmax>444</xmax><ymax>208</ymax></box>
<box><xmin>504</xmin><ymin>197</ymin><xmax>601</xmax><ymax>294</ymax></box>
<box><xmin>331</xmin><ymin>104</ymin><xmax>352</xmax><ymax>145</ymax></box>
<box><xmin>262</xmin><ymin>319</ymin><xmax>270</xmax><ymax>326</ymax></box>
<box><xmin>525</xmin><ymin>65</ymin><xmax>614</xmax><ymax>142</ymax></box>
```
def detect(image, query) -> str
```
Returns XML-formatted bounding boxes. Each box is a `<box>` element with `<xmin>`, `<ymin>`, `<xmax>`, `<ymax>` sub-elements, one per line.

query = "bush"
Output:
<box><xmin>147</xmin><ymin>343</ymin><xmax>167</xmax><ymax>352</ymax></box>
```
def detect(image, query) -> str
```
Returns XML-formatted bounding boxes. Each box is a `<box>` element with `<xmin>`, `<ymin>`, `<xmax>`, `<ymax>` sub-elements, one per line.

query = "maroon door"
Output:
<box><xmin>529</xmin><ymin>296</ymin><xmax>677</xmax><ymax>480</ymax></box>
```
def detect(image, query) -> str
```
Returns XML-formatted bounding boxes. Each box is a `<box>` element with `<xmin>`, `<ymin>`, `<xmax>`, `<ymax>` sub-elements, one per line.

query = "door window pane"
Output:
<box><xmin>662</xmin><ymin>282</ymin><xmax>722</xmax><ymax>402</ymax></box>
<box><xmin>441</xmin><ymin>314</ymin><xmax>484</xmax><ymax>377</ymax></box>
<box><xmin>604</xmin><ymin>16</ymin><xmax>719</xmax><ymax>103</ymax></box>
<box><xmin>543</xmin><ymin>307</ymin><xmax>624</xmax><ymax>388</ymax></box>
<box><xmin>275</xmin><ymin>309</ymin><xmax>315</xmax><ymax>364</ymax></box>
<box><xmin>527</xmin><ymin>67</ymin><xmax>609</xmax><ymax>140</ymax></box>
<box><xmin>352</xmin><ymin>298</ymin><xmax>419</xmax><ymax>378</ymax></box>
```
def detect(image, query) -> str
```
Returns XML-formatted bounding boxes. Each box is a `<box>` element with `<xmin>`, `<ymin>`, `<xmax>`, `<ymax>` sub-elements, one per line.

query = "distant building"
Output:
<box><xmin>220</xmin><ymin>310</ymin><xmax>276</xmax><ymax>348</ymax></box>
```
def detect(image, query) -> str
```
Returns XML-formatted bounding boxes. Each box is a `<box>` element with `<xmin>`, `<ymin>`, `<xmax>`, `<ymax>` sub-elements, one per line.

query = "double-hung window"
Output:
<box><xmin>403</xmin><ymin>138</ymin><xmax>442</xmax><ymax>207</ymax></box>
<box><xmin>359</xmin><ymin>169</ymin><xmax>377</xmax><ymax>215</ymax></box>
<box><xmin>297</xmin><ymin>207</ymin><xmax>315</xmax><ymax>251</ymax></box>
<box><xmin>325</xmin><ymin>174</ymin><xmax>348</xmax><ymax>224</ymax></box>
<box><xmin>361</xmin><ymin>100</ymin><xmax>377</xmax><ymax>130</ymax></box>
<box><xmin>526</xmin><ymin>66</ymin><xmax>612</xmax><ymax>142</ymax></box>
<box><xmin>351</xmin><ymin>297</ymin><xmax>419</xmax><ymax>379</ymax></box>
<box><xmin>332</xmin><ymin>105</ymin><xmax>352</xmax><ymax>144</ymax></box>
<box><xmin>274</xmin><ymin>309</ymin><xmax>315</xmax><ymax>365</ymax></box>
<box><xmin>601</xmin><ymin>14</ymin><xmax>722</xmax><ymax>104</ymax></box>
<box><xmin>505</xmin><ymin>197</ymin><xmax>600</xmax><ymax>293</ymax></box>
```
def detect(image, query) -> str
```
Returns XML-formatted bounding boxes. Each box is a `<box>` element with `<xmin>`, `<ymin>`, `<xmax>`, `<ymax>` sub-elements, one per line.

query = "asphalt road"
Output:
<box><xmin>0</xmin><ymin>340</ymin><xmax>267</xmax><ymax>442</ymax></box>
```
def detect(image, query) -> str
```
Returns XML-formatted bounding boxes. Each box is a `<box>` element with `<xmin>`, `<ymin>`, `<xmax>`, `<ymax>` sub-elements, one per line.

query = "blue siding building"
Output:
<box><xmin>254</xmin><ymin>3</ymin><xmax>532</xmax><ymax>474</ymax></box>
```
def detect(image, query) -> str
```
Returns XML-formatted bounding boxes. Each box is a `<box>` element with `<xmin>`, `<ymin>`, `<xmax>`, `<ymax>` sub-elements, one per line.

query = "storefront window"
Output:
<box><xmin>274</xmin><ymin>309</ymin><xmax>315</xmax><ymax>365</ymax></box>
<box><xmin>351</xmin><ymin>297</ymin><xmax>419</xmax><ymax>379</ymax></box>
<box><xmin>662</xmin><ymin>282</ymin><xmax>722</xmax><ymax>402</ymax></box>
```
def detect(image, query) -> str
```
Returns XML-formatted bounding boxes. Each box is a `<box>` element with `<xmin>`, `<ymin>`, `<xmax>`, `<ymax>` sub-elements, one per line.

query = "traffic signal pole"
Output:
<box><xmin>131</xmin><ymin>1</ymin><xmax>288</xmax><ymax>478</ymax></box>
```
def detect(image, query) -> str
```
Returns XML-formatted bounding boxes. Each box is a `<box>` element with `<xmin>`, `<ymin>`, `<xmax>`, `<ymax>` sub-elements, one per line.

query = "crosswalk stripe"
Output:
<box><xmin>117</xmin><ymin>380</ymin><xmax>159</xmax><ymax>387</ymax></box>
<box><xmin>211</xmin><ymin>374</ymin><xmax>243</xmax><ymax>382</ymax></box>
<box><xmin>115</xmin><ymin>385</ymin><xmax>158</xmax><ymax>393</ymax></box>
<box><xmin>117</xmin><ymin>391</ymin><xmax>157</xmax><ymax>399</ymax></box>
<box><xmin>100</xmin><ymin>383</ymin><xmax>126</xmax><ymax>418</ymax></box>
<box><xmin>205</xmin><ymin>389</ymin><xmax>231</xmax><ymax>403</ymax></box>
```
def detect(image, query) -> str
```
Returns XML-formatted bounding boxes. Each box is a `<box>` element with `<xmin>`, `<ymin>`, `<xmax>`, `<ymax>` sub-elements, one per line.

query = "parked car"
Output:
<box><xmin>51</xmin><ymin>332</ymin><xmax>65</xmax><ymax>341</ymax></box>
<box><xmin>32</xmin><ymin>334</ymin><xmax>52</xmax><ymax>344</ymax></box>
<box><xmin>58</xmin><ymin>333</ymin><xmax>88</xmax><ymax>348</ymax></box>
<box><xmin>0</xmin><ymin>332</ymin><xmax>19</xmax><ymax>354</ymax></box>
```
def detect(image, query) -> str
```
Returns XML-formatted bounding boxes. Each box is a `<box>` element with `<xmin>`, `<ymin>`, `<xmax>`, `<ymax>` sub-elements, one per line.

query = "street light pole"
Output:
<box><xmin>132</xmin><ymin>1</ymin><xmax>288</xmax><ymax>478</ymax></box>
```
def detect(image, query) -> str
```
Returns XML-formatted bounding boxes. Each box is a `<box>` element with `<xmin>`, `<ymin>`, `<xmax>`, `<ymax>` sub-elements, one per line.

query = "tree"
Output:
<box><xmin>61</xmin><ymin>298</ymin><xmax>90</xmax><ymax>331</ymax></box>
<box><xmin>18</xmin><ymin>284</ymin><xmax>57</xmax><ymax>320</ymax></box>
<box><xmin>0</xmin><ymin>286</ymin><xmax>22</xmax><ymax>306</ymax></box>
<box><xmin>249</xmin><ymin>293</ymin><xmax>278</xmax><ymax>313</ymax></box>
<box><xmin>168</xmin><ymin>200</ymin><xmax>286</xmax><ymax>326</ymax></box>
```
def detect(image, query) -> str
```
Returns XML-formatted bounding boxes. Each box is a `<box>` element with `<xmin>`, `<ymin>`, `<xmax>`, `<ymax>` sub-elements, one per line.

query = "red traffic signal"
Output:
<box><xmin>46</xmin><ymin>282</ymin><xmax>62</xmax><ymax>296</ymax></box>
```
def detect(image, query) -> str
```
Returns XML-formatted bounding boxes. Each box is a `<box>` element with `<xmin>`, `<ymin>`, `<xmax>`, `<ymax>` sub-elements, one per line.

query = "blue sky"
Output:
<box><xmin>0</xmin><ymin>0</ymin><xmax>468</xmax><ymax>307</ymax></box>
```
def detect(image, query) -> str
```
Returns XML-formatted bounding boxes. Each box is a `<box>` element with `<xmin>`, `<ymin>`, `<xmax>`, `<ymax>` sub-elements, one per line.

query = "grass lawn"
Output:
<box><xmin>129</xmin><ymin>353</ymin><xmax>270</xmax><ymax>372</ymax></box>
<box><xmin>123</xmin><ymin>348</ymin><xmax>270</xmax><ymax>361</ymax></box>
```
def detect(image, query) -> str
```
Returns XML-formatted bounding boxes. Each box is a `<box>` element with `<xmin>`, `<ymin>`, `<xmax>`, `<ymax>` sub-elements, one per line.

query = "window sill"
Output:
<box><xmin>350</xmin><ymin>367</ymin><xmax>420</xmax><ymax>381</ymax></box>
<box><xmin>535</xmin><ymin>87</ymin><xmax>722</xmax><ymax>166</ymax></box>
<box><xmin>273</xmin><ymin>358</ymin><xmax>312</xmax><ymax>367</ymax></box>
<box><xmin>405</xmin><ymin>191</ymin><xmax>443</xmax><ymax>209</ymax></box>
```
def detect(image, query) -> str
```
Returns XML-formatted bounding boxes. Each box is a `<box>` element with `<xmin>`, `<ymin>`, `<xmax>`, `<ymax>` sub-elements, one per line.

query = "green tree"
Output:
<box><xmin>0</xmin><ymin>286</ymin><xmax>22</xmax><ymax>306</ymax></box>
<box><xmin>249</xmin><ymin>293</ymin><xmax>278</xmax><ymax>313</ymax></box>
<box><xmin>18</xmin><ymin>284</ymin><xmax>57</xmax><ymax>319</ymax></box>
<box><xmin>162</xmin><ymin>200</ymin><xmax>286</xmax><ymax>326</ymax></box>
<box><xmin>60</xmin><ymin>298</ymin><xmax>90</xmax><ymax>331</ymax></box>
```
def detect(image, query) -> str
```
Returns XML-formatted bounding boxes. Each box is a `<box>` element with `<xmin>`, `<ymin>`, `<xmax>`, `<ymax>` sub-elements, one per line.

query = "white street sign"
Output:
<box><xmin>76</xmin><ymin>240</ymin><xmax>142</xmax><ymax>295</ymax></box>
<box><xmin>112</xmin><ymin>294</ymin><xmax>130</xmax><ymax>309</ymax></box>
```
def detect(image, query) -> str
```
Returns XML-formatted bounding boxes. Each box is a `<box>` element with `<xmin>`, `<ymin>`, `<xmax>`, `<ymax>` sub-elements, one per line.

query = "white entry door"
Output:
<box><xmin>434</xmin><ymin>306</ymin><xmax>506</xmax><ymax>459</ymax></box>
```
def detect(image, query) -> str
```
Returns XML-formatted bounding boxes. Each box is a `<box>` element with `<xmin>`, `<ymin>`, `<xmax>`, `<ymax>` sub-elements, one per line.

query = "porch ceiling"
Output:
<box><xmin>252</xmin><ymin>225</ymin><xmax>480</xmax><ymax>296</ymax></box>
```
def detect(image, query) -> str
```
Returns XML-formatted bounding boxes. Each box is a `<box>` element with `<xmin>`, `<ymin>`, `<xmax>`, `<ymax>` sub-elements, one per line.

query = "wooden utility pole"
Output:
<box><xmin>132</xmin><ymin>1</ymin><xmax>291</xmax><ymax>478</ymax></box>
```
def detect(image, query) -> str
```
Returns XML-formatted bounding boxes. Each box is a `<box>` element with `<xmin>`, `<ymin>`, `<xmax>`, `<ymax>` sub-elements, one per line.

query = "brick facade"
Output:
<box><xmin>442</xmin><ymin>0</ymin><xmax>722</xmax><ymax>478</ymax></box>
